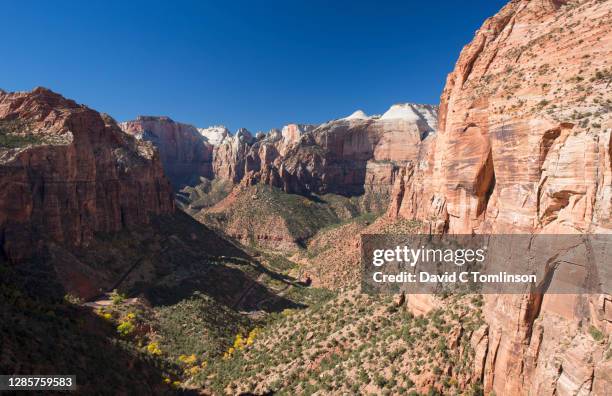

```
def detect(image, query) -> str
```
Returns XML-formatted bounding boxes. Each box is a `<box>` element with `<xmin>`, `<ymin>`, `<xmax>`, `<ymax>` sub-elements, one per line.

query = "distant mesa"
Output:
<box><xmin>120</xmin><ymin>115</ymin><xmax>215</xmax><ymax>188</ymax></box>
<box><xmin>117</xmin><ymin>101</ymin><xmax>438</xmax><ymax>193</ymax></box>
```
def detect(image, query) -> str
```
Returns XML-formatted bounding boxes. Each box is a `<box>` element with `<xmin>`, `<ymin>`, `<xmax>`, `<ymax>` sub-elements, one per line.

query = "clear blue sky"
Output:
<box><xmin>1</xmin><ymin>0</ymin><xmax>507</xmax><ymax>132</ymax></box>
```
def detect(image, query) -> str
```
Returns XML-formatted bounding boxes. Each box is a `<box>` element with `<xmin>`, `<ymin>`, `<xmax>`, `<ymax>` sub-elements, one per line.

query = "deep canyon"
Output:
<box><xmin>1</xmin><ymin>0</ymin><xmax>611</xmax><ymax>395</ymax></box>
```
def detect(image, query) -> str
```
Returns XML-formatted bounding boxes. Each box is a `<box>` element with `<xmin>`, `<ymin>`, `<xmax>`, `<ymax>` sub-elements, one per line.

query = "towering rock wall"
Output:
<box><xmin>388</xmin><ymin>0</ymin><xmax>611</xmax><ymax>394</ymax></box>
<box><xmin>123</xmin><ymin>105</ymin><xmax>437</xmax><ymax>211</ymax></box>
<box><xmin>240</xmin><ymin>105</ymin><xmax>438</xmax><ymax>209</ymax></box>
<box><xmin>390</xmin><ymin>0</ymin><xmax>611</xmax><ymax>235</ymax></box>
<box><xmin>0</xmin><ymin>88</ymin><xmax>175</xmax><ymax>262</ymax></box>
<box><xmin>120</xmin><ymin>116</ymin><xmax>215</xmax><ymax>188</ymax></box>
<box><xmin>212</xmin><ymin>127</ymin><xmax>259</xmax><ymax>182</ymax></box>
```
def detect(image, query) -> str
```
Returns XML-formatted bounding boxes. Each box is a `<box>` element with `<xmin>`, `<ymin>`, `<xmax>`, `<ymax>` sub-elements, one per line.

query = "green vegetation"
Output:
<box><xmin>153</xmin><ymin>292</ymin><xmax>252</xmax><ymax>359</ymax></box>
<box><xmin>317</xmin><ymin>210</ymin><xmax>380</xmax><ymax>234</ymax></box>
<box><xmin>57</xmin><ymin>211</ymin><xmax>341</xmax><ymax>391</ymax></box>
<box><xmin>590</xmin><ymin>67</ymin><xmax>611</xmax><ymax>83</ymax></box>
<box><xmin>199</xmin><ymin>185</ymin><xmax>383</xmax><ymax>251</ymax></box>
<box><xmin>536</xmin><ymin>99</ymin><xmax>550</xmax><ymax>109</ymax></box>
<box><xmin>0</xmin><ymin>132</ymin><xmax>43</xmax><ymax>148</ymax></box>
<box><xmin>178</xmin><ymin>178</ymin><xmax>234</xmax><ymax>212</ymax></box>
<box><xmin>117</xmin><ymin>319</ymin><xmax>136</xmax><ymax>336</ymax></box>
<box><xmin>110</xmin><ymin>289</ymin><xmax>127</xmax><ymax>305</ymax></box>
<box><xmin>589</xmin><ymin>325</ymin><xmax>605</xmax><ymax>342</ymax></box>
<box><xmin>190</xmin><ymin>290</ymin><xmax>485</xmax><ymax>394</ymax></box>
<box><xmin>93</xmin><ymin>275</ymin><xmax>337</xmax><ymax>392</ymax></box>
<box><xmin>0</xmin><ymin>260</ymin><xmax>175</xmax><ymax>394</ymax></box>
<box><xmin>261</xmin><ymin>252</ymin><xmax>298</xmax><ymax>273</ymax></box>
<box><xmin>0</xmin><ymin>119</ymin><xmax>43</xmax><ymax>148</ymax></box>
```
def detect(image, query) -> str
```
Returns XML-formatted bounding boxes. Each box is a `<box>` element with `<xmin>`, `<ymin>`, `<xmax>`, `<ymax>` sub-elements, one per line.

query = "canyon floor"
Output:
<box><xmin>0</xmin><ymin>188</ymin><xmax>491</xmax><ymax>395</ymax></box>
<box><xmin>2</xmin><ymin>181</ymin><xmax>609</xmax><ymax>395</ymax></box>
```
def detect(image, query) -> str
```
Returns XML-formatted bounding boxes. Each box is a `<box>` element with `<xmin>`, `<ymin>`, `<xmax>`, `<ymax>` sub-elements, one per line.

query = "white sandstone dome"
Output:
<box><xmin>198</xmin><ymin>125</ymin><xmax>230</xmax><ymax>145</ymax></box>
<box><xmin>343</xmin><ymin>110</ymin><xmax>369</xmax><ymax>120</ymax></box>
<box><xmin>380</xmin><ymin>103</ymin><xmax>438</xmax><ymax>131</ymax></box>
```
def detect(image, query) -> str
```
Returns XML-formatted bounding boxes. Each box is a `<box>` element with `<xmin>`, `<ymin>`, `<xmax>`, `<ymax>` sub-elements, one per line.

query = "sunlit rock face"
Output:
<box><xmin>235</xmin><ymin>104</ymin><xmax>438</xmax><ymax>213</ymax></box>
<box><xmin>390</xmin><ymin>0</ymin><xmax>610</xmax><ymax>236</ymax></box>
<box><xmin>120</xmin><ymin>116</ymin><xmax>214</xmax><ymax>188</ymax></box>
<box><xmin>121</xmin><ymin>103</ymin><xmax>437</xmax><ymax>214</ymax></box>
<box><xmin>388</xmin><ymin>0</ymin><xmax>611</xmax><ymax>394</ymax></box>
<box><xmin>198</xmin><ymin>125</ymin><xmax>229</xmax><ymax>146</ymax></box>
<box><xmin>281</xmin><ymin>124</ymin><xmax>316</xmax><ymax>146</ymax></box>
<box><xmin>0</xmin><ymin>88</ymin><xmax>175</xmax><ymax>262</ymax></box>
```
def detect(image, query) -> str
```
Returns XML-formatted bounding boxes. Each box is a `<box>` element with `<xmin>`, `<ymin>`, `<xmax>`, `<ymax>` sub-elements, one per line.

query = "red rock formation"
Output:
<box><xmin>388</xmin><ymin>0</ymin><xmax>611</xmax><ymax>394</ymax></box>
<box><xmin>0</xmin><ymin>88</ymin><xmax>174</xmax><ymax>262</ymax></box>
<box><xmin>239</xmin><ymin>105</ymin><xmax>438</xmax><ymax>211</ymax></box>
<box><xmin>120</xmin><ymin>116</ymin><xmax>214</xmax><ymax>188</ymax></box>
<box><xmin>122</xmin><ymin>105</ymin><xmax>437</xmax><ymax>214</ymax></box>
<box><xmin>212</xmin><ymin>128</ymin><xmax>258</xmax><ymax>182</ymax></box>
<box><xmin>279</xmin><ymin>123</ymin><xmax>316</xmax><ymax>154</ymax></box>
<box><xmin>390</xmin><ymin>0</ymin><xmax>611</xmax><ymax>235</ymax></box>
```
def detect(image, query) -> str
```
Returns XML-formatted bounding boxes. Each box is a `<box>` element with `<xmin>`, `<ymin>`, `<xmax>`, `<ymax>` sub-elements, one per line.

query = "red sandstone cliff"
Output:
<box><xmin>390</xmin><ymin>0</ymin><xmax>611</xmax><ymax>235</ymax></box>
<box><xmin>123</xmin><ymin>104</ymin><xmax>437</xmax><ymax>213</ymax></box>
<box><xmin>388</xmin><ymin>0</ymin><xmax>611</xmax><ymax>394</ymax></box>
<box><xmin>0</xmin><ymin>88</ymin><xmax>175</xmax><ymax>262</ymax></box>
<box><xmin>233</xmin><ymin>105</ymin><xmax>438</xmax><ymax>213</ymax></box>
<box><xmin>120</xmin><ymin>116</ymin><xmax>215</xmax><ymax>188</ymax></box>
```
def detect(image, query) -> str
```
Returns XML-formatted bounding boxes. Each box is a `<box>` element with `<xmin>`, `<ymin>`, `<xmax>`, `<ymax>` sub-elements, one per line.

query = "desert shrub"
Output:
<box><xmin>0</xmin><ymin>119</ymin><xmax>45</xmax><ymax>148</ymax></box>
<box><xmin>110</xmin><ymin>289</ymin><xmax>126</xmax><ymax>305</ymax></box>
<box><xmin>374</xmin><ymin>374</ymin><xmax>388</xmax><ymax>388</ymax></box>
<box><xmin>428</xmin><ymin>387</ymin><xmax>442</xmax><ymax>396</ymax></box>
<box><xmin>536</xmin><ymin>99</ymin><xmax>550</xmax><ymax>108</ymax></box>
<box><xmin>589</xmin><ymin>326</ymin><xmax>604</xmax><ymax>341</ymax></box>
<box><xmin>63</xmin><ymin>294</ymin><xmax>83</xmax><ymax>305</ymax></box>
<box><xmin>467</xmin><ymin>382</ymin><xmax>484</xmax><ymax>396</ymax></box>
<box><xmin>96</xmin><ymin>308</ymin><xmax>113</xmax><ymax>321</ymax></box>
<box><xmin>117</xmin><ymin>320</ymin><xmax>135</xmax><ymax>336</ymax></box>
<box><xmin>146</xmin><ymin>342</ymin><xmax>162</xmax><ymax>355</ymax></box>
<box><xmin>178</xmin><ymin>354</ymin><xmax>197</xmax><ymax>365</ymax></box>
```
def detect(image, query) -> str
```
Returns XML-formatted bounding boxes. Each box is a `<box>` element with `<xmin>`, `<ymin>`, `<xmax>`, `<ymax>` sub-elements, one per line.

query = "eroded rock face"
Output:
<box><xmin>388</xmin><ymin>0</ymin><xmax>611</xmax><ymax>394</ymax></box>
<box><xmin>120</xmin><ymin>116</ymin><xmax>215</xmax><ymax>188</ymax></box>
<box><xmin>281</xmin><ymin>124</ymin><xmax>316</xmax><ymax>144</ymax></box>
<box><xmin>0</xmin><ymin>88</ymin><xmax>175</xmax><ymax>263</ymax></box>
<box><xmin>210</xmin><ymin>127</ymin><xmax>258</xmax><ymax>182</ymax></box>
<box><xmin>390</xmin><ymin>0</ymin><xmax>611</xmax><ymax>235</ymax></box>
<box><xmin>235</xmin><ymin>105</ymin><xmax>438</xmax><ymax>212</ymax></box>
<box><xmin>122</xmin><ymin>105</ymin><xmax>437</xmax><ymax>214</ymax></box>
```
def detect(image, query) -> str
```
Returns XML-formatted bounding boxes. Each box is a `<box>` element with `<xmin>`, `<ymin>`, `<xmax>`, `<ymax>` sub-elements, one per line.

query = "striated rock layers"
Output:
<box><xmin>236</xmin><ymin>104</ymin><xmax>438</xmax><ymax>211</ymax></box>
<box><xmin>120</xmin><ymin>116</ymin><xmax>216</xmax><ymax>188</ymax></box>
<box><xmin>123</xmin><ymin>105</ymin><xmax>438</xmax><ymax>212</ymax></box>
<box><xmin>388</xmin><ymin>0</ymin><xmax>611</xmax><ymax>394</ymax></box>
<box><xmin>0</xmin><ymin>88</ymin><xmax>175</xmax><ymax>263</ymax></box>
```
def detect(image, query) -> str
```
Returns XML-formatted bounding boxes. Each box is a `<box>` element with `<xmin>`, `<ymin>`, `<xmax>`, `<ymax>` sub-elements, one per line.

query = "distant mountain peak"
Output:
<box><xmin>198</xmin><ymin>125</ymin><xmax>230</xmax><ymax>145</ymax></box>
<box><xmin>343</xmin><ymin>110</ymin><xmax>369</xmax><ymax>120</ymax></box>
